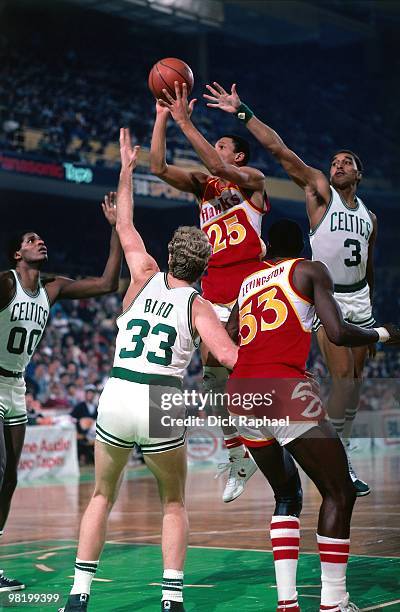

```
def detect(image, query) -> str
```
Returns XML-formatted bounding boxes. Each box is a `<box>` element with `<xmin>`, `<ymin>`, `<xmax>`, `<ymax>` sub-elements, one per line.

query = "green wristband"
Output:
<box><xmin>236</xmin><ymin>103</ymin><xmax>254</xmax><ymax>123</ymax></box>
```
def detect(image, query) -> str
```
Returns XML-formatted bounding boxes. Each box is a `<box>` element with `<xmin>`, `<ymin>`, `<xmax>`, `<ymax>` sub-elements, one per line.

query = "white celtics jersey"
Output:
<box><xmin>112</xmin><ymin>272</ymin><xmax>199</xmax><ymax>384</ymax></box>
<box><xmin>0</xmin><ymin>270</ymin><xmax>50</xmax><ymax>372</ymax></box>
<box><xmin>309</xmin><ymin>187</ymin><xmax>373</xmax><ymax>290</ymax></box>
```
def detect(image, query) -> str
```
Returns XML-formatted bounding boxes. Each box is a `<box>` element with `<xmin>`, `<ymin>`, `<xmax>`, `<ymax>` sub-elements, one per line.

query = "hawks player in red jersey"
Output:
<box><xmin>151</xmin><ymin>81</ymin><xmax>269</xmax><ymax>502</ymax></box>
<box><xmin>225</xmin><ymin>220</ymin><xmax>400</xmax><ymax>612</ymax></box>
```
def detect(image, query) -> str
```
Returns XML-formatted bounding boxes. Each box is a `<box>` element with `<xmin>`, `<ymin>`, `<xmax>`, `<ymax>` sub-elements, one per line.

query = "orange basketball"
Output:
<box><xmin>148</xmin><ymin>58</ymin><xmax>194</xmax><ymax>101</ymax></box>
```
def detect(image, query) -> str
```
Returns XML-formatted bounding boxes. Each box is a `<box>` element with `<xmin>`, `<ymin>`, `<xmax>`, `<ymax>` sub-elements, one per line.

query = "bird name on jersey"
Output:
<box><xmin>143</xmin><ymin>299</ymin><xmax>173</xmax><ymax>318</ymax></box>
<box><xmin>329</xmin><ymin>211</ymin><xmax>371</xmax><ymax>239</ymax></box>
<box><xmin>9</xmin><ymin>301</ymin><xmax>49</xmax><ymax>329</ymax></box>
<box><xmin>240</xmin><ymin>266</ymin><xmax>285</xmax><ymax>298</ymax></box>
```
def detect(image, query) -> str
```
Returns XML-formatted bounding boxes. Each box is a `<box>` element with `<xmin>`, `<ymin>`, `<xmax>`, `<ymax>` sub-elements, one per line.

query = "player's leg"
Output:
<box><xmin>316</xmin><ymin>327</ymin><xmax>356</xmax><ymax>437</ymax></box>
<box><xmin>60</xmin><ymin>440</ymin><xmax>131</xmax><ymax>612</ymax></box>
<box><xmin>250</xmin><ymin>441</ymin><xmax>302</xmax><ymax>612</ymax></box>
<box><xmin>342</xmin><ymin>346</ymin><xmax>368</xmax><ymax>443</ymax></box>
<box><xmin>202</xmin><ymin>339</ymin><xmax>257</xmax><ymax>503</ymax></box>
<box><xmin>0</xmin><ymin>423</ymin><xmax>26</xmax><ymax>592</ymax></box>
<box><xmin>144</xmin><ymin>445</ymin><xmax>188</xmax><ymax>612</ymax></box>
<box><xmin>286</xmin><ymin>422</ymin><xmax>357</xmax><ymax>612</ymax></box>
<box><xmin>316</xmin><ymin>327</ymin><xmax>369</xmax><ymax>496</ymax></box>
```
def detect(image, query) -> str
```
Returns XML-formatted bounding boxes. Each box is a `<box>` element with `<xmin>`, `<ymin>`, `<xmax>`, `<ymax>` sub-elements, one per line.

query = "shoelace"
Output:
<box><xmin>340</xmin><ymin>603</ymin><xmax>359</xmax><ymax>612</ymax></box>
<box><xmin>215</xmin><ymin>459</ymin><xmax>236</xmax><ymax>479</ymax></box>
<box><xmin>0</xmin><ymin>577</ymin><xmax>17</xmax><ymax>584</ymax></box>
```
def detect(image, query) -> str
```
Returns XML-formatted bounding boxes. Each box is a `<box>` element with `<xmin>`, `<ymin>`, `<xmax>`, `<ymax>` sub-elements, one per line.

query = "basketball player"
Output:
<box><xmin>151</xmin><ymin>81</ymin><xmax>270</xmax><ymax>502</ymax></box>
<box><xmin>0</xmin><ymin>195</ymin><xmax>123</xmax><ymax>591</ymax></box>
<box><xmin>59</xmin><ymin>128</ymin><xmax>238</xmax><ymax>612</ymax></box>
<box><xmin>225</xmin><ymin>219</ymin><xmax>399</xmax><ymax>612</ymax></box>
<box><xmin>204</xmin><ymin>82</ymin><xmax>377</xmax><ymax>495</ymax></box>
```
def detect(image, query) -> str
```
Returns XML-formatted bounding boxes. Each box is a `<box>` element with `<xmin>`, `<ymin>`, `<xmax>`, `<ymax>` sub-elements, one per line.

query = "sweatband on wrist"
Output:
<box><xmin>236</xmin><ymin>103</ymin><xmax>254</xmax><ymax>123</ymax></box>
<box><xmin>373</xmin><ymin>327</ymin><xmax>390</xmax><ymax>343</ymax></box>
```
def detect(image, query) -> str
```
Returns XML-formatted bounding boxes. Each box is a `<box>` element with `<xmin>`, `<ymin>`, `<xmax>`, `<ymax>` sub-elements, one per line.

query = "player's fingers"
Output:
<box><xmin>203</xmin><ymin>94</ymin><xmax>218</xmax><ymax>102</ymax></box>
<box><xmin>205</xmin><ymin>84</ymin><xmax>220</xmax><ymax>97</ymax></box>
<box><xmin>158</xmin><ymin>99</ymin><xmax>171</xmax><ymax>110</ymax></box>
<box><xmin>206</xmin><ymin>103</ymin><xmax>221</xmax><ymax>108</ymax></box>
<box><xmin>174</xmin><ymin>80</ymin><xmax>182</xmax><ymax>100</ymax></box>
<box><xmin>213</xmin><ymin>81</ymin><xmax>227</xmax><ymax>95</ymax></box>
<box><xmin>162</xmin><ymin>89</ymin><xmax>175</xmax><ymax>104</ymax></box>
<box><xmin>231</xmin><ymin>83</ymin><xmax>238</xmax><ymax>95</ymax></box>
<box><xmin>188</xmin><ymin>98</ymin><xmax>197</xmax><ymax>112</ymax></box>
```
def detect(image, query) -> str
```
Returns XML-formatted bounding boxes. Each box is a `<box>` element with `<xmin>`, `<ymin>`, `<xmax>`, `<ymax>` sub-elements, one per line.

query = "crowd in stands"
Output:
<box><xmin>0</xmin><ymin>5</ymin><xmax>398</xmax><ymax>185</ymax></box>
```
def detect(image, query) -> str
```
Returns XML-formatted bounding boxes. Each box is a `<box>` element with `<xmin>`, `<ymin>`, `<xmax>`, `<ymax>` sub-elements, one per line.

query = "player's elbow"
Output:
<box><xmin>216</xmin><ymin>345</ymin><xmax>238</xmax><ymax>370</ymax></box>
<box><xmin>150</xmin><ymin>161</ymin><xmax>167</xmax><ymax>177</ymax></box>
<box><xmin>325</xmin><ymin>325</ymin><xmax>346</xmax><ymax>346</ymax></box>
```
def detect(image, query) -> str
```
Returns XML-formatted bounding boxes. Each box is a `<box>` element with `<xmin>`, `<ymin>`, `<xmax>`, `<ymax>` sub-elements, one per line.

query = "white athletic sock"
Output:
<box><xmin>342</xmin><ymin>407</ymin><xmax>358</xmax><ymax>441</ymax></box>
<box><xmin>70</xmin><ymin>558</ymin><xmax>99</xmax><ymax>595</ymax></box>
<box><xmin>330</xmin><ymin>418</ymin><xmax>345</xmax><ymax>437</ymax></box>
<box><xmin>317</xmin><ymin>534</ymin><xmax>349</xmax><ymax>609</ymax></box>
<box><xmin>270</xmin><ymin>516</ymin><xmax>300</xmax><ymax>603</ymax></box>
<box><xmin>162</xmin><ymin>569</ymin><xmax>184</xmax><ymax>603</ymax></box>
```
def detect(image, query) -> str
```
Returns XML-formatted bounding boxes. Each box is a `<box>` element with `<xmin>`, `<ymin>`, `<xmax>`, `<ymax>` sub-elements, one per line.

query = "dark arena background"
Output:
<box><xmin>0</xmin><ymin>1</ymin><xmax>399</xmax><ymax>610</ymax></box>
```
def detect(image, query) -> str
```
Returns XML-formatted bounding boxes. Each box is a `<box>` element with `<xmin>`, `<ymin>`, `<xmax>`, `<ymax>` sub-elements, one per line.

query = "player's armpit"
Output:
<box><xmin>123</xmin><ymin>248</ymin><xmax>159</xmax><ymax>283</ymax></box>
<box><xmin>193</xmin><ymin>296</ymin><xmax>238</xmax><ymax>370</ymax></box>
<box><xmin>0</xmin><ymin>271</ymin><xmax>16</xmax><ymax>310</ymax></box>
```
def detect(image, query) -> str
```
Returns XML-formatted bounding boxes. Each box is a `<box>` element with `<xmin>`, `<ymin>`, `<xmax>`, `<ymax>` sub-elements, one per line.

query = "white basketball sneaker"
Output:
<box><xmin>216</xmin><ymin>455</ymin><xmax>257</xmax><ymax>502</ymax></box>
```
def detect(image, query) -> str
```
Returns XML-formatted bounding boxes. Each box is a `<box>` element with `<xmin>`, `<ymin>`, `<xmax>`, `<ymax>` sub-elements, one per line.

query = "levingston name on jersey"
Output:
<box><xmin>310</xmin><ymin>186</ymin><xmax>373</xmax><ymax>289</ymax></box>
<box><xmin>0</xmin><ymin>270</ymin><xmax>50</xmax><ymax>373</ymax></box>
<box><xmin>199</xmin><ymin>177</ymin><xmax>270</xmax><ymax>305</ymax></box>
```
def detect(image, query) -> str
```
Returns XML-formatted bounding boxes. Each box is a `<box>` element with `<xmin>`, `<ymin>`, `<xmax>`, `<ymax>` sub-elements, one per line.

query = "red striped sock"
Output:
<box><xmin>224</xmin><ymin>434</ymin><xmax>248</xmax><ymax>458</ymax></box>
<box><xmin>317</xmin><ymin>534</ymin><xmax>349</xmax><ymax>610</ymax></box>
<box><xmin>270</xmin><ymin>516</ymin><xmax>300</xmax><ymax>604</ymax></box>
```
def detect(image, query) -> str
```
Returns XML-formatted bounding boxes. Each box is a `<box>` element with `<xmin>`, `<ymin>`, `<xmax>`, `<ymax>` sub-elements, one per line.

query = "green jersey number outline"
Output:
<box><xmin>119</xmin><ymin>319</ymin><xmax>177</xmax><ymax>366</ymax></box>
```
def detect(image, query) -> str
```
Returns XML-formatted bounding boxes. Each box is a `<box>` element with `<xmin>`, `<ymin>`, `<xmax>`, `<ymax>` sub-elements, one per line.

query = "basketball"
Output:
<box><xmin>148</xmin><ymin>58</ymin><xmax>194</xmax><ymax>101</ymax></box>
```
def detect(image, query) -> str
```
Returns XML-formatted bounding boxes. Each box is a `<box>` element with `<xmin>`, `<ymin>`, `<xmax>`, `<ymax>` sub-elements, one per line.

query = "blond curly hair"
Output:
<box><xmin>168</xmin><ymin>226</ymin><xmax>212</xmax><ymax>283</ymax></box>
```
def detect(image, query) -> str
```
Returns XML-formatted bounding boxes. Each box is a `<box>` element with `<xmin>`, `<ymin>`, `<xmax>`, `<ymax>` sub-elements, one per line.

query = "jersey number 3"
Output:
<box><xmin>239</xmin><ymin>288</ymin><xmax>288</xmax><ymax>346</ymax></box>
<box><xmin>119</xmin><ymin>319</ymin><xmax>177</xmax><ymax>366</ymax></box>
<box><xmin>344</xmin><ymin>238</ymin><xmax>361</xmax><ymax>267</ymax></box>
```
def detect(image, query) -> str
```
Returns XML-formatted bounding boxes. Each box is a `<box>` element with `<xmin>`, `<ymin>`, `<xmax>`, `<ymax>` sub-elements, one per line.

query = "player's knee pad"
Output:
<box><xmin>274</xmin><ymin>469</ymin><xmax>303</xmax><ymax>518</ymax></box>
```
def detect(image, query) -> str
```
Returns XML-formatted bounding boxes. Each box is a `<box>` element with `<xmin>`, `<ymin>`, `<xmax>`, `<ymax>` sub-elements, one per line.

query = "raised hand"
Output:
<box><xmin>155</xmin><ymin>99</ymin><xmax>170</xmax><ymax>117</ymax></box>
<box><xmin>203</xmin><ymin>82</ymin><xmax>241</xmax><ymax>114</ymax></box>
<box><xmin>101</xmin><ymin>191</ymin><xmax>117</xmax><ymax>226</ymax></box>
<box><xmin>119</xmin><ymin>127</ymin><xmax>141</xmax><ymax>172</ymax></box>
<box><xmin>157</xmin><ymin>81</ymin><xmax>197</xmax><ymax>125</ymax></box>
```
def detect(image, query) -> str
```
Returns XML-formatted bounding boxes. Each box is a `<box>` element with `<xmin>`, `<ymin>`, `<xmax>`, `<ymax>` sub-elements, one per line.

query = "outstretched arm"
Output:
<box><xmin>45</xmin><ymin>192</ymin><xmax>123</xmax><ymax>303</ymax></box>
<box><xmin>117</xmin><ymin>128</ymin><xmax>159</xmax><ymax>281</ymax></box>
<box><xmin>310</xmin><ymin>261</ymin><xmax>399</xmax><ymax>346</ymax></box>
<box><xmin>150</xmin><ymin>101</ymin><xmax>208</xmax><ymax>195</ymax></box>
<box><xmin>192</xmin><ymin>296</ymin><xmax>238</xmax><ymax>369</ymax></box>
<box><xmin>204</xmin><ymin>82</ymin><xmax>331</xmax><ymax>218</ymax></box>
<box><xmin>159</xmin><ymin>82</ymin><xmax>265</xmax><ymax>192</ymax></box>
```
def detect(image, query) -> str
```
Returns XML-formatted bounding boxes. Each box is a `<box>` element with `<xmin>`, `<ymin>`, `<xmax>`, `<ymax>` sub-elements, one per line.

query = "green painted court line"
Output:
<box><xmin>0</xmin><ymin>541</ymin><xmax>399</xmax><ymax>611</ymax></box>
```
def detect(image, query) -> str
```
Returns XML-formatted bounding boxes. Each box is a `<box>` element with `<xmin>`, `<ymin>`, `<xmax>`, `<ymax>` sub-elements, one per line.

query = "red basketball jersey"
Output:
<box><xmin>231</xmin><ymin>258</ymin><xmax>315</xmax><ymax>379</ymax></box>
<box><xmin>199</xmin><ymin>177</ymin><xmax>270</xmax><ymax>305</ymax></box>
